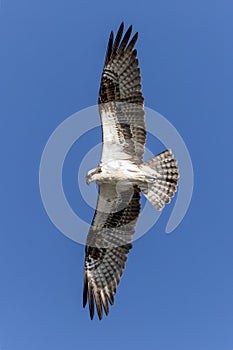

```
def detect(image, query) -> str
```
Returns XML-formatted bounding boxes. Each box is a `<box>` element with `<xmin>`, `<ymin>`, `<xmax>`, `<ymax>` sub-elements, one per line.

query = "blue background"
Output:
<box><xmin>0</xmin><ymin>1</ymin><xmax>230</xmax><ymax>349</ymax></box>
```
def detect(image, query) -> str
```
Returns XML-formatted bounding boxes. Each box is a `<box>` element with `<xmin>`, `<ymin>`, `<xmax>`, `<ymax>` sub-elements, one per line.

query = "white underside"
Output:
<box><xmin>93</xmin><ymin>160</ymin><xmax>147</xmax><ymax>185</ymax></box>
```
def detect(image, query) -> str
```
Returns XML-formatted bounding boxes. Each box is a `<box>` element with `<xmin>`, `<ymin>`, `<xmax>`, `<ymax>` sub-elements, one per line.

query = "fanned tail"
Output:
<box><xmin>140</xmin><ymin>149</ymin><xmax>179</xmax><ymax>210</ymax></box>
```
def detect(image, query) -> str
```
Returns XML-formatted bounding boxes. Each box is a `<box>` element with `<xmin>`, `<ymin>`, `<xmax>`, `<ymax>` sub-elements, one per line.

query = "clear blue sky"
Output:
<box><xmin>0</xmin><ymin>1</ymin><xmax>230</xmax><ymax>349</ymax></box>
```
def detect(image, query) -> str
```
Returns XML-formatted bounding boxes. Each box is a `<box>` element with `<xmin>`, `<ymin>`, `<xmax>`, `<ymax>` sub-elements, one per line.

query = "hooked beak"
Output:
<box><xmin>86</xmin><ymin>175</ymin><xmax>90</xmax><ymax>185</ymax></box>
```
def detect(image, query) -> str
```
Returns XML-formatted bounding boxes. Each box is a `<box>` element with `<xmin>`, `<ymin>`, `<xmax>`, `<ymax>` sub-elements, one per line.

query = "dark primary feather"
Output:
<box><xmin>112</xmin><ymin>22</ymin><xmax>124</xmax><ymax>56</ymax></box>
<box><xmin>118</xmin><ymin>25</ymin><xmax>132</xmax><ymax>54</ymax></box>
<box><xmin>83</xmin><ymin>184</ymin><xmax>141</xmax><ymax>320</ymax></box>
<box><xmin>104</xmin><ymin>31</ymin><xmax>114</xmax><ymax>67</ymax></box>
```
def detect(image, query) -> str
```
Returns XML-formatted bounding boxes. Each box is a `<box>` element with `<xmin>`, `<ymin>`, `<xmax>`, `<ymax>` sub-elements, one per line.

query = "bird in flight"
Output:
<box><xmin>83</xmin><ymin>22</ymin><xmax>179</xmax><ymax>320</ymax></box>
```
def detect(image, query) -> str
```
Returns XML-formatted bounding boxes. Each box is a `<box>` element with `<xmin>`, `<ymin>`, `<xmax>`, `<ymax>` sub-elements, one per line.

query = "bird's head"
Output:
<box><xmin>86</xmin><ymin>166</ymin><xmax>102</xmax><ymax>185</ymax></box>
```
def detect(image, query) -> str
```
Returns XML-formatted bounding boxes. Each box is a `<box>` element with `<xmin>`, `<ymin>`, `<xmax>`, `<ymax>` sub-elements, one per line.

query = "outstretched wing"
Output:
<box><xmin>83</xmin><ymin>184</ymin><xmax>141</xmax><ymax>320</ymax></box>
<box><xmin>99</xmin><ymin>22</ymin><xmax>146</xmax><ymax>165</ymax></box>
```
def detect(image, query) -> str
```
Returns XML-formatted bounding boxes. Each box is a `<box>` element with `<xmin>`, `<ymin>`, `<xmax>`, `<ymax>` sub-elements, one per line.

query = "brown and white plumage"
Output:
<box><xmin>98</xmin><ymin>22</ymin><xmax>146</xmax><ymax>165</ymax></box>
<box><xmin>83</xmin><ymin>23</ymin><xmax>179</xmax><ymax>320</ymax></box>
<box><xmin>83</xmin><ymin>183</ymin><xmax>140</xmax><ymax>319</ymax></box>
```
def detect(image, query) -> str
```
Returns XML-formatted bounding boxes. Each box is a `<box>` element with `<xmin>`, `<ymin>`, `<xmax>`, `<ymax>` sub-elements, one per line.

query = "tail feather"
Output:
<box><xmin>140</xmin><ymin>149</ymin><xmax>179</xmax><ymax>210</ymax></box>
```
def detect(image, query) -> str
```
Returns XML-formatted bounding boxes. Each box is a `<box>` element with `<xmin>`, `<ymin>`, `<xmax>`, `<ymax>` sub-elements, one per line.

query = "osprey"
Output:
<box><xmin>83</xmin><ymin>23</ymin><xmax>179</xmax><ymax>320</ymax></box>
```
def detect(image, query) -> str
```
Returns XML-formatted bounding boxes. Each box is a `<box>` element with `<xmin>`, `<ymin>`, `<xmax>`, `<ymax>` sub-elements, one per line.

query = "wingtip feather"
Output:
<box><xmin>83</xmin><ymin>271</ymin><xmax>88</xmax><ymax>308</ymax></box>
<box><xmin>94</xmin><ymin>289</ymin><xmax>103</xmax><ymax>320</ymax></box>
<box><xmin>100</xmin><ymin>290</ymin><xmax>109</xmax><ymax>316</ymax></box>
<box><xmin>88</xmin><ymin>284</ymin><xmax>95</xmax><ymax>320</ymax></box>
